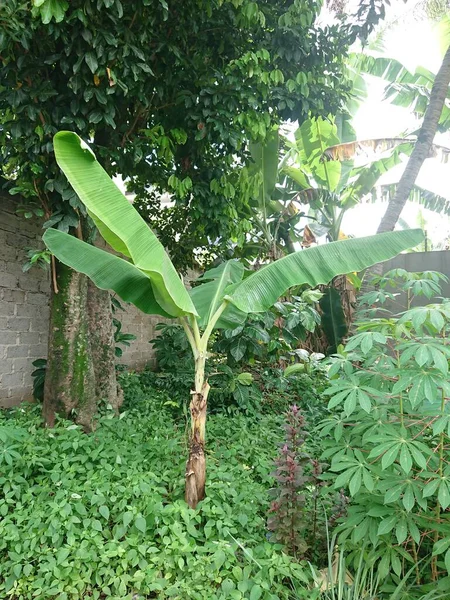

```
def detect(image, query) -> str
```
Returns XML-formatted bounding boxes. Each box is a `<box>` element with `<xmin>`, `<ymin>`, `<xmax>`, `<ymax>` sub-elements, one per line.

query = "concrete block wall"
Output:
<box><xmin>0</xmin><ymin>197</ymin><xmax>51</xmax><ymax>407</ymax></box>
<box><xmin>0</xmin><ymin>195</ymin><xmax>161</xmax><ymax>408</ymax></box>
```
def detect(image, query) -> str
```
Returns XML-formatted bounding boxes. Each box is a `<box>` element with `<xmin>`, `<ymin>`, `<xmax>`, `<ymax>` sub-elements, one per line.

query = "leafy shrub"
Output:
<box><xmin>0</xmin><ymin>402</ymin><xmax>311</xmax><ymax>600</ymax></box>
<box><xmin>213</xmin><ymin>290</ymin><xmax>322</xmax><ymax>367</ymax></box>
<box><xmin>31</xmin><ymin>358</ymin><xmax>47</xmax><ymax>401</ymax></box>
<box><xmin>151</xmin><ymin>322</ymin><xmax>193</xmax><ymax>371</ymax></box>
<box><xmin>318</xmin><ymin>271</ymin><xmax>450</xmax><ymax>587</ymax></box>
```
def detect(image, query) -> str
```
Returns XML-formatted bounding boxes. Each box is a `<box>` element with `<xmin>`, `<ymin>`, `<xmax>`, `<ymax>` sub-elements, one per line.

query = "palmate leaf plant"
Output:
<box><xmin>43</xmin><ymin>131</ymin><xmax>423</xmax><ymax>509</ymax></box>
<box><xmin>318</xmin><ymin>270</ymin><xmax>450</xmax><ymax>587</ymax></box>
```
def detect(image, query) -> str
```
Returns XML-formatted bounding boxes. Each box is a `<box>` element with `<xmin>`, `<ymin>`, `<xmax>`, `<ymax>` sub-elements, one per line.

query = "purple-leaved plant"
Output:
<box><xmin>267</xmin><ymin>405</ymin><xmax>311</xmax><ymax>557</ymax></box>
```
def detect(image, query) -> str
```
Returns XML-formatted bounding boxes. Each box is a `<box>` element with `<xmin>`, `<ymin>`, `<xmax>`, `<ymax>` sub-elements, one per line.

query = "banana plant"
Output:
<box><xmin>43</xmin><ymin>131</ymin><xmax>424</xmax><ymax>509</ymax></box>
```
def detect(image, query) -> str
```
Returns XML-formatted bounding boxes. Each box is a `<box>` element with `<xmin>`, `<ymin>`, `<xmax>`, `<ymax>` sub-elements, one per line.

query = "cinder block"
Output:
<box><xmin>18</xmin><ymin>275</ymin><xmax>40</xmax><ymax>292</ymax></box>
<box><xmin>0</xmin><ymin>273</ymin><xmax>18</xmax><ymax>289</ymax></box>
<box><xmin>28</xmin><ymin>344</ymin><xmax>47</xmax><ymax>358</ymax></box>
<box><xmin>12</xmin><ymin>357</ymin><xmax>33</xmax><ymax>373</ymax></box>
<box><xmin>7</xmin><ymin>317</ymin><xmax>30</xmax><ymax>332</ymax></box>
<box><xmin>0</xmin><ymin>243</ymin><xmax>18</xmax><ymax>261</ymax></box>
<box><xmin>39</xmin><ymin>279</ymin><xmax>50</xmax><ymax>293</ymax></box>
<box><xmin>1</xmin><ymin>289</ymin><xmax>26</xmax><ymax>303</ymax></box>
<box><xmin>0</xmin><ymin>211</ymin><xmax>20</xmax><ymax>233</ymax></box>
<box><xmin>19</xmin><ymin>332</ymin><xmax>40</xmax><ymax>345</ymax></box>
<box><xmin>1</xmin><ymin>392</ymin><xmax>26</xmax><ymax>407</ymax></box>
<box><xmin>27</xmin><ymin>292</ymin><xmax>49</xmax><ymax>306</ymax></box>
<box><xmin>16</xmin><ymin>304</ymin><xmax>37</xmax><ymax>318</ymax></box>
<box><xmin>0</xmin><ymin>331</ymin><xmax>18</xmax><ymax>344</ymax></box>
<box><xmin>0</xmin><ymin>356</ymin><xmax>12</xmax><ymax>373</ymax></box>
<box><xmin>0</xmin><ymin>301</ymin><xmax>15</xmax><ymax>317</ymax></box>
<box><xmin>1</xmin><ymin>371</ymin><xmax>24</xmax><ymax>387</ymax></box>
<box><xmin>30</xmin><ymin>319</ymin><xmax>49</xmax><ymax>334</ymax></box>
<box><xmin>6</xmin><ymin>345</ymin><xmax>29</xmax><ymax>358</ymax></box>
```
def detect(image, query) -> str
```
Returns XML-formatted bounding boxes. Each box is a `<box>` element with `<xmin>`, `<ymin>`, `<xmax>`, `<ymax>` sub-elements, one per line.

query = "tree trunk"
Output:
<box><xmin>359</xmin><ymin>45</ymin><xmax>450</xmax><ymax>290</ymax></box>
<box><xmin>43</xmin><ymin>262</ymin><xmax>97</xmax><ymax>431</ymax></box>
<box><xmin>185</xmin><ymin>354</ymin><xmax>209</xmax><ymax>509</ymax></box>
<box><xmin>377</xmin><ymin>45</ymin><xmax>450</xmax><ymax>234</ymax></box>
<box><xmin>87</xmin><ymin>280</ymin><xmax>123</xmax><ymax>413</ymax></box>
<box><xmin>43</xmin><ymin>262</ymin><xmax>119</xmax><ymax>431</ymax></box>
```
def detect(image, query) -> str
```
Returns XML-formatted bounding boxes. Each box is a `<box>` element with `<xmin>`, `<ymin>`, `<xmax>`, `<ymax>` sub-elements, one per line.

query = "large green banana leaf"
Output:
<box><xmin>249</xmin><ymin>129</ymin><xmax>279</xmax><ymax>218</ymax></box>
<box><xmin>319</xmin><ymin>287</ymin><xmax>348</xmax><ymax>354</ymax></box>
<box><xmin>189</xmin><ymin>261</ymin><xmax>246</xmax><ymax>329</ymax></box>
<box><xmin>43</xmin><ymin>229</ymin><xmax>171</xmax><ymax>317</ymax></box>
<box><xmin>53</xmin><ymin>131</ymin><xmax>196</xmax><ymax>318</ymax></box>
<box><xmin>295</xmin><ymin>118</ymin><xmax>341</xmax><ymax>192</ymax></box>
<box><xmin>226</xmin><ymin>229</ymin><xmax>424</xmax><ymax>314</ymax></box>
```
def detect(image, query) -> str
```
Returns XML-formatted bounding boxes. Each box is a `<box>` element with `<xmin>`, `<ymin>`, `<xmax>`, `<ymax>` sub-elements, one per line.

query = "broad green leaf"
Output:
<box><xmin>399</xmin><ymin>444</ymin><xmax>412</xmax><ymax>475</ymax></box>
<box><xmin>123</xmin><ymin>511</ymin><xmax>133</xmax><ymax>528</ymax></box>
<box><xmin>283</xmin><ymin>166</ymin><xmax>310</xmax><ymax>190</ymax></box>
<box><xmin>189</xmin><ymin>261</ymin><xmax>246</xmax><ymax>329</ymax></box>
<box><xmin>250</xmin><ymin>584</ymin><xmax>262</xmax><ymax>600</ymax></box>
<box><xmin>99</xmin><ymin>505</ymin><xmax>109</xmax><ymax>520</ymax></box>
<box><xmin>378</xmin><ymin>515</ymin><xmax>397</xmax><ymax>535</ymax></box>
<box><xmin>433</xmin><ymin>537</ymin><xmax>450</xmax><ymax>556</ymax></box>
<box><xmin>445</xmin><ymin>548</ymin><xmax>450</xmax><ymax>575</ymax></box>
<box><xmin>438</xmin><ymin>481</ymin><xmax>450</xmax><ymax>510</ymax></box>
<box><xmin>319</xmin><ymin>287</ymin><xmax>348</xmax><ymax>354</ymax></box>
<box><xmin>349</xmin><ymin>469</ymin><xmax>362</xmax><ymax>496</ymax></box>
<box><xmin>43</xmin><ymin>230</ymin><xmax>171</xmax><ymax>317</ymax></box>
<box><xmin>362</xmin><ymin>468</ymin><xmax>375</xmax><ymax>492</ymax></box>
<box><xmin>296</xmin><ymin>117</ymin><xmax>341</xmax><ymax>191</ymax></box>
<box><xmin>402</xmin><ymin>486</ymin><xmax>415</xmax><ymax>511</ymax></box>
<box><xmin>249</xmin><ymin>129</ymin><xmax>279</xmax><ymax>224</ymax></box>
<box><xmin>423</xmin><ymin>478</ymin><xmax>440</xmax><ymax>498</ymax></box>
<box><xmin>227</xmin><ymin>230</ymin><xmax>423</xmax><ymax>314</ymax></box>
<box><xmin>135</xmin><ymin>516</ymin><xmax>146</xmax><ymax>533</ymax></box>
<box><xmin>381</xmin><ymin>443</ymin><xmax>401</xmax><ymax>469</ymax></box>
<box><xmin>53</xmin><ymin>131</ymin><xmax>196</xmax><ymax>318</ymax></box>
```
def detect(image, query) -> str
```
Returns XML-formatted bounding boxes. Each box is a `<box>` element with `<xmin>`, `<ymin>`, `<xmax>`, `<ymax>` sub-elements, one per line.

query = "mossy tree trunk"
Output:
<box><xmin>43</xmin><ymin>261</ymin><xmax>120</xmax><ymax>431</ymax></box>
<box><xmin>87</xmin><ymin>280</ymin><xmax>123</xmax><ymax>413</ymax></box>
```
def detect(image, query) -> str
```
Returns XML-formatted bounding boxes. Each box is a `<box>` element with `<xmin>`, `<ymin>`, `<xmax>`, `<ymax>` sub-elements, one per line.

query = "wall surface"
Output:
<box><xmin>0</xmin><ymin>196</ymin><xmax>160</xmax><ymax>408</ymax></box>
<box><xmin>382</xmin><ymin>251</ymin><xmax>450</xmax><ymax>310</ymax></box>
<box><xmin>0</xmin><ymin>197</ymin><xmax>50</xmax><ymax>407</ymax></box>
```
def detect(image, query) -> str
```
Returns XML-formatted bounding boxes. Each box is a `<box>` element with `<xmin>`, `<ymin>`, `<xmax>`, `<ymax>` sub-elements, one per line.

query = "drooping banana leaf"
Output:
<box><xmin>189</xmin><ymin>261</ymin><xmax>246</xmax><ymax>329</ymax></box>
<box><xmin>249</xmin><ymin>129</ymin><xmax>279</xmax><ymax>218</ymax></box>
<box><xmin>324</xmin><ymin>139</ymin><xmax>450</xmax><ymax>164</ymax></box>
<box><xmin>373</xmin><ymin>184</ymin><xmax>450</xmax><ymax>217</ymax></box>
<box><xmin>226</xmin><ymin>229</ymin><xmax>424</xmax><ymax>314</ymax></box>
<box><xmin>323</xmin><ymin>138</ymin><xmax>412</xmax><ymax>162</ymax></box>
<box><xmin>319</xmin><ymin>287</ymin><xmax>348</xmax><ymax>354</ymax></box>
<box><xmin>349</xmin><ymin>53</ymin><xmax>450</xmax><ymax>130</ymax></box>
<box><xmin>53</xmin><ymin>131</ymin><xmax>196</xmax><ymax>318</ymax></box>
<box><xmin>282</xmin><ymin>166</ymin><xmax>311</xmax><ymax>190</ymax></box>
<box><xmin>43</xmin><ymin>229</ymin><xmax>171</xmax><ymax>317</ymax></box>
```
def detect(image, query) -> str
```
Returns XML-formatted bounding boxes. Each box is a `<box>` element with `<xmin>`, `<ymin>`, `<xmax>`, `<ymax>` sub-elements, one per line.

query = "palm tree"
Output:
<box><xmin>377</xmin><ymin>44</ymin><xmax>450</xmax><ymax>232</ymax></box>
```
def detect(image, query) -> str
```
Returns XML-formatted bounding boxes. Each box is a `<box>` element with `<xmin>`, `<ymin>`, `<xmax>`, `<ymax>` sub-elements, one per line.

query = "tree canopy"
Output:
<box><xmin>0</xmin><ymin>0</ymin><xmax>356</xmax><ymax>267</ymax></box>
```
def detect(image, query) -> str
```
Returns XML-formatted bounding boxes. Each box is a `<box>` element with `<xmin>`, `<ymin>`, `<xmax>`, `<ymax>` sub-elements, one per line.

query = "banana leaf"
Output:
<box><xmin>227</xmin><ymin>229</ymin><xmax>424</xmax><ymax>314</ymax></box>
<box><xmin>43</xmin><ymin>229</ymin><xmax>171</xmax><ymax>317</ymax></box>
<box><xmin>53</xmin><ymin>131</ymin><xmax>196</xmax><ymax>318</ymax></box>
<box><xmin>189</xmin><ymin>261</ymin><xmax>246</xmax><ymax>329</ymax></box>
<box><xmin>320</xmin><ymin>287</ymin><xmax>348</xmax><ymax>354</ymax></box>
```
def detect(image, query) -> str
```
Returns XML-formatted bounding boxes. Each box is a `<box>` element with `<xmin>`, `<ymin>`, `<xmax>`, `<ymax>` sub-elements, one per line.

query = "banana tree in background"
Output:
<box><xmin>43</xmin><ymin>132</ymin><xmax>423</xmax><ymax>508</ymax></box>
<box><xmin>235</xmin><ymin>129</ymin><xmax>305</xmax><ymax>262</ymax></box>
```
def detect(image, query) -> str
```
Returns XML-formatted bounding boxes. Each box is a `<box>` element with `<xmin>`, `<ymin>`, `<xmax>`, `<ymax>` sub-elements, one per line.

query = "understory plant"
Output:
<box><xmin>0</xmin><ymin>402</ymin><xmax>311</xmax><ymax>600</ymax></box>
<box><xmin>43</xmin><ymin>131</ymin><xmax>423</xmax><ymax>508</ymax></box>
<box><xmin>319</xmin><ymin>270</ymin><xmax>450</xmax><ymax>587</ymax></box>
